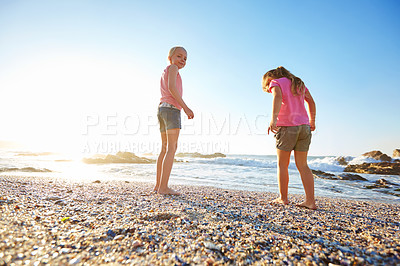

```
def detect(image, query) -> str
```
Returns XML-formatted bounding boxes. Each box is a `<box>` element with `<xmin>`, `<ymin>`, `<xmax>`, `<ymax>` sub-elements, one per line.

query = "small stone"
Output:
<box><xmin>193</xmin><ymin>256</ymin><xmax>201</xmax><ymax>263</ymax></box>
<box><xmin>205</xmin><ymin>257</ymin><xmax>214</xmax><ymax>265</ymax></box>
<box><xmin>54</xmin><ymin>200</ymin><xmax>67</xmax><ymax>205</ymax></box>
<box><xmin>60</xmin><ymin>248</ymin><xmax>71</xmax><ymax>254</ymax></box>
<box><xmin>69</xmin><ymin>257</ymin><xmax>81</xmax><ymax>264</ymax></box>
<box><xmin>106</xmin><ymin>230</ymin><xmax>116</xmax><ymax>238</ymax></box>
<box><xmin>114</xmin><ymin>235</ymin><xmax>124</xmax><ymax>240</ymax></box>
<box><xmin>204</xmin><ymin>241</ymin><xmax>220</xmax><ymax>251</ymax></box>
<box><xmin>288</xmin><ymin>248</ymin><xmax>297</xmax><ymax>256</ymax></box>
<box><xmin>44</xmin><ymin>196</ymin><xmax>62</xmax><ymax>201</ymax></box>
<box><xmin>132</xmin><ymin>240</ymin><xmax>142</xmax><ymax>248</ymax></box>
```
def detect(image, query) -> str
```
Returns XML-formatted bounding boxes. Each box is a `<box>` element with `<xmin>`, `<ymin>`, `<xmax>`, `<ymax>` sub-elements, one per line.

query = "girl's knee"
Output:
<box><xmin>297</xmin><ymin>164</ymin><xmax>311</xmax><ymax>174</ymax></box>
<box><xmin>166</xmin><ymin>143</ymin><xmax>178</xmax><ymax>152</ymax></box>
<box><xmin>294</xmin><ymin>158</ymin><xmax>309</xmax><ymax>169</ymax></box>
<box><xmin>160</xmin><ymin>143</ymin><xmax>167</xmax><ymax>153</ymax></box>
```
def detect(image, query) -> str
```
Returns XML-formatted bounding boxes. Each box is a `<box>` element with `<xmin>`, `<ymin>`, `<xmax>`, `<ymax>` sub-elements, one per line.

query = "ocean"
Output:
<box><xmin>1</xmin><ymin>149</ymin><xmax>399</xmax><ymax>204</ymax></box>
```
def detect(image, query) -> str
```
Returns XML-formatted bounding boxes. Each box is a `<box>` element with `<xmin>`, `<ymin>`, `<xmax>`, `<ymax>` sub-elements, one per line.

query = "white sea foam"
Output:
<box><xmin>308</xmin><ymin>157</ymin><xmax>346</xmax><ymax>173</ymax></box>
<box><xmin>347</xmin><ymin>156</ymin><xmax>382</xmax><ymax>165</ymax></box>
<box><xmin>182</xmin><ymin>155</ymin><xmax>382</xmax><ymax>173</ymax></box>
<box><xmin>185</xmin><ymin>156</ymin><xmax>277</xmax><ymax>169</ymax></box>
<box><xmin>188</xmin><ymin>155</ymin><xmax>353</xmax><ymax>173</ymax></box>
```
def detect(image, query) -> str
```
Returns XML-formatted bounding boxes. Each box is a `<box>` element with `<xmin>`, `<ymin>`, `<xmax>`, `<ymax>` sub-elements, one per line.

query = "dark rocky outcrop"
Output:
<box><xmin>312</xmin><ymin>170</ymin><xmax>367</xmax><ymax>181</ymax></box>
<box><xmin>336</xmin><ymin>173</ymin><xmax>368</xmax><ymax>181</ymax></box>
<box><xmin>344</xmin><ymin>162</ymin><xmax>400</xmax><ymax>175</ymax></box>
<box><xmin>83</xmin><ymin>152</ymin><xmax>155</xmax><ymax>164</ymax></box>
<box><xmin>311</xmin><ymin>168</ymin><xmax>400</xmax><ymax>197</ymax></box>
<box><xmin>342</xmin><ymin>150</ymin><xmax>400</xmax><ymax>175</ymax></box>
<box><xmin>364</xmin><ymin>179</ymin><xmax>400</xmax><ymax>197</ymax></box>
<box><xmin>311</xmin><ymin>170</ymin><xmax>336</xmax><ymax>180</ymax></box>
<box><xmin>365</xmin><ymin>178</ymin><xmax>398</xmax><ymax>189</ymax></box>
<box><xmin>362</xmin><ymin>151</ymin><xmax>392</xmax><ymax>162</ymax></box>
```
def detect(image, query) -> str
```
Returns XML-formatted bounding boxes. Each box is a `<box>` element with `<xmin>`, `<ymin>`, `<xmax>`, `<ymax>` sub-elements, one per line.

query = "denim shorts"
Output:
<box><xmin>274</xmin><ymin>124</ymin><xmax>312</xmax><ymax>152</ymax></box>
<box><xmin>157</xmin><ymin>106</ymin><xmax>181</xmax><ymax>132</ymax></box>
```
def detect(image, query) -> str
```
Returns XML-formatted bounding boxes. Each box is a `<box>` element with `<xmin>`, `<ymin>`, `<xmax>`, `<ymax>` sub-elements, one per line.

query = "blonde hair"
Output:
<box><xmin>262</xmin><ymin>66</ymin><xmax>305</xmax><ymax>95</ymax></box>
<box><xmin>168</xmin><ymin>46</ymin><xmax>187</xmax><ymax>62</ymax></box>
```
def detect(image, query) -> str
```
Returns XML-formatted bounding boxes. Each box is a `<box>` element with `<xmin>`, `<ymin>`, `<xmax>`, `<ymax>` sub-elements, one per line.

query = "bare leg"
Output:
<box><xmin>154</xmin><ymin>132</ymin><xmax>167</xmax><ymax>192</ymax></box>
<box><xmin>271</xmin><ymin>149</ymin><xmax>291</xmax><ymax>205</ymax></box>
<box><xmin>294</xmin><ymin>151</ymin><xmax>317</xmax><ymax>210</ymax></box>
<box><xmin>158</xmin><ymin>128</ymin><xmax>180</xmax><ymax>195</ymax></box>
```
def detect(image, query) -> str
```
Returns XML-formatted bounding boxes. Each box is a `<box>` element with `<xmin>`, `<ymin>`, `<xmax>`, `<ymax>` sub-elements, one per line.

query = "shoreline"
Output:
<box><xmin>1</xmin><ymin>175</ymin><xmax>399</xmax><ymax>265</ymax></box>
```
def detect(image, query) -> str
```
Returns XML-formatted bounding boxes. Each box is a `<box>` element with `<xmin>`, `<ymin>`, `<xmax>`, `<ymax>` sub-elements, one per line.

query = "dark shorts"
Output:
<box><xmin>157</xmin><ymin>107</ymin><xmax>181</xmax><ymax>132</ymax></box>
<box><xmin>274</xmin><ymin>124</ymin><xmax>312</xmax><ymax>152</ymax></box>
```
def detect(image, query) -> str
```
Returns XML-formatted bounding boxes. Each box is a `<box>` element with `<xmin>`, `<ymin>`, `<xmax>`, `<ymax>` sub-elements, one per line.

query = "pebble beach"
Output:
<box><xmin>1</xmin><ymin>176</ymin><xmax>399</xmax><ymax>265</ymax></box>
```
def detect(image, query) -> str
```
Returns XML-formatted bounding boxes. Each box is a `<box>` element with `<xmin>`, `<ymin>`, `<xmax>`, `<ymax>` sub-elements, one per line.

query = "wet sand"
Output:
<box><xmin>0</xmin><ymin>175</ymin><xmax>399</xmax><ymax>265</ymax></box>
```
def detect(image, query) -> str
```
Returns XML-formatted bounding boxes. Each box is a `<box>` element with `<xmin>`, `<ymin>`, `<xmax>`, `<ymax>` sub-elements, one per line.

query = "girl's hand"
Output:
<box><xmin>184</xmin><ymin>107</ymin><xmax>194</xmax><ymax>119</ymax></box>
<box><xmin>268</xmin><ymin>120</ymin><xmax>279</xmax><ymax>135</ymax></box>
<box><xmin>310</xmin><ymin>120</ymin><xmax>316</xmax><ymax>131</ymax></box>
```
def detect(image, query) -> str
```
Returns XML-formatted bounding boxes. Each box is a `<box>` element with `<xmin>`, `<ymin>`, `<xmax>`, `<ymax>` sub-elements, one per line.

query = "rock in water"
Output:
<box><xmin>362</xmin><ymin>150</ymin><xmax>392</xmax><ymax>162</ymax></box>
<box><xmin>83</xmin><ymin>152</ymin><xmax>155</xmax><ymax>164</ymax></box>
<box><xmin>311</xmin><ymin>170</ymin><xmax>336</xmax><ymax>179</ymax></box>
<box><xmin>344</xmin><ymin>162</ymin><xmax>400</xmax><ymax>175</ymax></box>
<box><xmin>365</xmin><ymin>178</ymin><xmax>400</xmax><ymax>189</ymax></box>
<box><xmin>336</xmin><ymin>156</ymin><xmax>349</xmax><ymax>166</ymax></box>
<box><xmin>337</xmin><ymin>173</ymin><xmax>367</xmax><ymax>181</ymax></box>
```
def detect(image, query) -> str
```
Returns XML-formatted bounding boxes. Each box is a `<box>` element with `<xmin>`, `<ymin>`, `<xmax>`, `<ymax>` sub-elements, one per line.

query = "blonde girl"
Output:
<box><xmin>154</xmin><ymin>47</ymin><xmax>194</xmax><ymax>195</ymax></box>
<box><xmin>262</xmin><ymin>66</ymin><xmax>317</xmax><ymax>209</ymax></box>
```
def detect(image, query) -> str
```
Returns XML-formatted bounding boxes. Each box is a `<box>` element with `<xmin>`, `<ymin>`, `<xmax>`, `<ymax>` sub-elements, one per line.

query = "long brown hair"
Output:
<box><xmin>262</xmin><ymin>66</ymin><xmax>305</xmax><ymax>95</ymax></box>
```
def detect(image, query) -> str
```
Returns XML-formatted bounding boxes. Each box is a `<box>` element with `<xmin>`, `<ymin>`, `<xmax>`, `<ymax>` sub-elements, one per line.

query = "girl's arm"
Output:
<box><xmin>168</xmin><ymin>64</ymin><xmax>194</xmax><ymax>119</ymax></box>
<box><xmin>268</xmin><ymin>86</ymin><xmax>282</xmax><ymax>135</ymax></box>
<box><xmin>305</xmin><ymin>90</ymin><xmax>316</xmax><ymax>131</ymax></box>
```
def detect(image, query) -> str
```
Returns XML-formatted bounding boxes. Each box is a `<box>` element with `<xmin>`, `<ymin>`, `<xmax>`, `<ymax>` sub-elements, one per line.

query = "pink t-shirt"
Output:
<box><xmin>160</xmin><ymin>65</ymin><xmax>183</xmax><ymax>110</ymax></box>
<box><xmin>268</xmin><ymin>77</ymin><xmax>310</xmax><ymax>127</ymax></box>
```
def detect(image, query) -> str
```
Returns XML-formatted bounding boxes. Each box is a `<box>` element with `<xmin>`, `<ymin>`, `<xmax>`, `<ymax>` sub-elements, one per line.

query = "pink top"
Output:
<box><xmin>268</xmin><ymin>77</ymin><xmax>310</xmax><ymax>127</ymax></box>
<box><xmin>160</xmin><ymin>65</ymin><xmax>183</xmax><ymax>110</ymax></box>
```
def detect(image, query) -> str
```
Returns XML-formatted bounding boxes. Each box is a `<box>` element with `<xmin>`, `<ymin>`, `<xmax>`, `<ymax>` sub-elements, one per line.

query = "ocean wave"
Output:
<box><xmin>187</xmin><ymin>157</ymin><xmax>276</xmax><ymax>169</ymax></box>
<box><xmin>188</xmin><ymin>155</ymin><xmax>350</xmax><ymax>172</ymax></box>
<box><xmin>308</xmin><ymin>157</ymin><xmax>346</xmax><ymax>172</ymax></box>
<box><xmin>186</xmin><ymin>155</ymin><xmax>353</xmax><ymax>171</ymax></box>
<box><xmin>307</xmin><ymin>155</ymin><xmax>392</xmax><ymax>173</ymax></box>
<box><xmin>176</xmin><ymin>152</ymin><xmax>226</xmax><ymax>158</ymax></box>
<box><xmin>0</xmin><ymin>167</ymin><xmax>52</xmax><ymax>173</ymax></box>
<box><xmin>15</xmin><ymin>151</ymin><xmax>55</xmax><ymax>157</ymax></box>
<box><xmin>347</xmin><ymin>156</ymin><xmax>382</xmax><ymax>165</ymax></box>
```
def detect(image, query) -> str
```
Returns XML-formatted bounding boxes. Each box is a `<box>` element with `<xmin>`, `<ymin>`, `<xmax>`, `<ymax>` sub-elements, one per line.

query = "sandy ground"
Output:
<box><xmin>0</xmin><ymin>175</ymin><xmax>399</xmax><ymax>265</ymax></box>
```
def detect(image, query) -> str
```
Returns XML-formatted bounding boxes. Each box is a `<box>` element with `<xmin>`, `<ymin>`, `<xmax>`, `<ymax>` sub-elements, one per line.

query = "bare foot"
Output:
<box><xmin>158</xmin><ymin>187</ymin><xmax>180</xmax><ymax>195</ymax></box>
<box><xmin>153</xmin><ymin>186</ymin><xmax>159</xmax><ymax>193</ymax></box>
<box><xmin>297</xmin><ymin>201</ymin><xmax>317</xmax><ymax>210</ymax></box>
<box><xmin>270</xmin><ymin>197</ymin><xmax>289</xmax><ymax>205</ymax></box>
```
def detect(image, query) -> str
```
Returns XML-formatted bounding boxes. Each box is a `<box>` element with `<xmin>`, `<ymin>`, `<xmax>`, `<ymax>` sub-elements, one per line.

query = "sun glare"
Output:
<box><xmin>1</xmin><ymin>54</ymin><xmax>160</xmax><ymax>156</ymax></box>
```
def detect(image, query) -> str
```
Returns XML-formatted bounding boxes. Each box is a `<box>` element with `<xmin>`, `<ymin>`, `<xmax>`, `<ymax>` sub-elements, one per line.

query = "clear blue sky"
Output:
<box><xmin>1</xmin><ymin>0</ymin><xmax>399</xmax><ymax>156</ymax></box>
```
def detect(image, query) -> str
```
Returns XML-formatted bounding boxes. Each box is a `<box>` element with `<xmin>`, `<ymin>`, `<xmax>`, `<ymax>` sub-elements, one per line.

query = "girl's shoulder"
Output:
<box><xmin>167</xmin><ymin>64</ymin><xmax>180</xmax><ymax>77</ymax></box>
<box><xmin>165</xmin><ymin>64</ymin><xmax>179</xmax><ymax>73</ymax></box>
<box><xmin>163</xmin><ymin>64</ymin><xmax>177</xmax><ymax>73</ymax></box>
